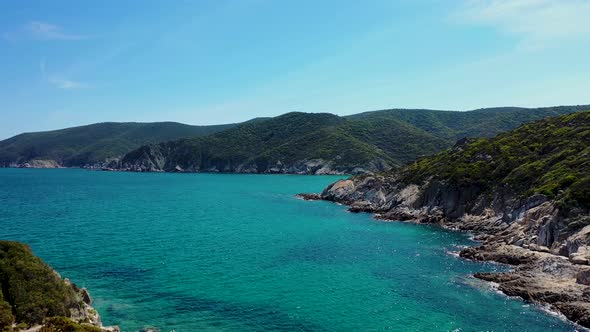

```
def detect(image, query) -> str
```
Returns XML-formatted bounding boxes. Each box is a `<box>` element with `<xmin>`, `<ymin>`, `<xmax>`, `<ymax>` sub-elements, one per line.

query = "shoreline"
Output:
<box><xmin>0</xmin><ymin>165</ymin><xmax>356</xmax><ymax>176</ymax></box>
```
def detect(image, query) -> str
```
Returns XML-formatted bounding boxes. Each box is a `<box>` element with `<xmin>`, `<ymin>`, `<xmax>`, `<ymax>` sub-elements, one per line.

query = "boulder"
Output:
<box><xmin>576</xmin><ymin>269</ymin><xmax>590</xmax><ymax>285</ymax></box>
<box><xmin>570</xmin><ymin>254</ymin><xmax>589</xmax><ymax>265</ymax></box>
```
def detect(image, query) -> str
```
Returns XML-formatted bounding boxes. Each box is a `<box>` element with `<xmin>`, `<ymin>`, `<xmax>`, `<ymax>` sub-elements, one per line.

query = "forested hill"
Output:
<box><xmin>117</xmin><ymin>105</ymin><xmax>589</xmax><ymax>174</ymax></box>
<box><xmin>1</xmin><ymin>104</ymin><xmax>587</xmax><ymax>171</ymax></box>
<box><xmin>0</xmin><ymin>122</ymin><xmax>237</xmax><ymax>167</ymax></box>
<box><xmin>346</xmin><ymin>105</ymin><xmax>590</xmax><ymax>140</ymax></box>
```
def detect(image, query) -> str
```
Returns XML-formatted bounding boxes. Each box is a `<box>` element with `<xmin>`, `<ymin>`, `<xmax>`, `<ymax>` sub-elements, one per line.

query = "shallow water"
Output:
<box><xmin>0</xmin><ymin>169</ymin><xmax>580</xmax><ymax>331</ymax></box>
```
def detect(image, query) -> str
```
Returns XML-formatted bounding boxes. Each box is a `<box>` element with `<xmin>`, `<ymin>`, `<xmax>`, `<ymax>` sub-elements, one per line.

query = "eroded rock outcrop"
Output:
<box><xmin>17</xmin><ymin>159</ymin><xmax>62</xmax><ymax>168</ymax></box>
<box><xmin>64</xmin><ymin>279</ymin><xmax>119</xmax><ymax>331</ymax></box>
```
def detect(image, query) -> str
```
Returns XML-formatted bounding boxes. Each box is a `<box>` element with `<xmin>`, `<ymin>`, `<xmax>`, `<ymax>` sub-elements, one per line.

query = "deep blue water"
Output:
<box><xmin>0</xmin><ymin>169</ymin><xmax>580</xmax><ymax>331</ymax></box>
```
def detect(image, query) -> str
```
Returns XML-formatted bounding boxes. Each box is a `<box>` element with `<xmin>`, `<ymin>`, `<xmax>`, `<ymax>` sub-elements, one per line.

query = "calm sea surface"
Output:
<box><xmin>0</xmin><ymin>169</ymin><xmax>580</xmax><ymax>331</ymax></box>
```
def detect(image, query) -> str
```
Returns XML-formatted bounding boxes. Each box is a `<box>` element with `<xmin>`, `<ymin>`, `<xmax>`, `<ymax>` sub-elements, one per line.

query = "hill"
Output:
<box><xmin>121</xmin><ymin>113</ymin><xmax>393</xmax><ymax>173</ymax></box>
<box><xmin>117</xmin><ymin>105</ymin><xmax>589</xmax><ymax>174</ymax></box>
<box><xmin>0</xmin><ymin>122</ymin><xmax>237</xmax><ymax>168</ymax></box>
<box><xmin>317</xmin><ymin>111</ymin><xmax>590</xmax><ymax>326</ymax></box>
<box><xmin>0</xmin><ymin>241</ymin><xmax>115</xmax><ymax>331</ymax></box>
<box><xmin>400</xmin><ymin>111</ymin><xmax>590</xmax><ymax>210</ymax></box>
<box><xmin>347</xmin><ymin>105</ymin><xmax>590</xmax><ymax>140</ymax></box>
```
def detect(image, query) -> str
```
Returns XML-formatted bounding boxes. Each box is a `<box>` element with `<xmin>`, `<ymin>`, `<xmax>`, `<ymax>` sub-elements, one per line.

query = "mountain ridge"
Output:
<box><xmin>115</xmin><ymin>105</ymin><xmax>589</xmax><ymax>174</ymax></box>
<box><xmin>1</xmin><ymin>104</ymin><xmax>589</xmax><ymax>172</ymax></box>
<box><xmin>0</xmin><ymin>121</ymin><xmax>239</xmax><ymax>168</ymax></box>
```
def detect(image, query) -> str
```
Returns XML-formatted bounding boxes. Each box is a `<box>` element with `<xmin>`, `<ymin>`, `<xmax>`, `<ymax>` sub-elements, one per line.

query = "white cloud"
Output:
<box><xmin>456</xmin><ymin>0</ymin><xmax>590</xmax><ymax>49</ymax></box>
<box><xmin>48</xmin><ymin>77</ymin><xmax>88</xmax><ymax>89</ymax></box>
<box><xmin>25</xmin><ymin>21</ymin><xmax>89</xmax><ymax>40</ymax></box>
<box><xmin>40</xmin><ymin>59</ymin><xmax>89</xmax><ymax>89</ymax></box>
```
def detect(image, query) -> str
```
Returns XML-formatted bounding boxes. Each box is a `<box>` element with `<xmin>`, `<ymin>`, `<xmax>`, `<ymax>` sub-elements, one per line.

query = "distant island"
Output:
<box><xmin>302</xmin><ymin>111</ymin><xmax>590</xmax><ymax>327</ymax></box>
<box><xmin>1</xmin><ymin>105</ymin><xmax>588</xmax><ymax>174</ymax></box>
<box><xmin>0</xmin><ymin>241</ymin><xmax>118</xmax><ymax>332</ymax></box>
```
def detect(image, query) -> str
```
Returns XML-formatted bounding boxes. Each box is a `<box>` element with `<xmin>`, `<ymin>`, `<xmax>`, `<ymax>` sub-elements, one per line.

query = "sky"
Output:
<box><xmin>1</xmin><ymin>0</ymin><xmax>590</xmax><ymax>139</ymax></box>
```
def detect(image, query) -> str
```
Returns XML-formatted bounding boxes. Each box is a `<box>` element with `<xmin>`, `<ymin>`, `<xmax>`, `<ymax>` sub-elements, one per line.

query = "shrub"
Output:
<box><xmin>0</xmin><ymin>299</ymin><xmax>13</xmax><ymax>331</ymax></box>
<box><xmin>0</xmin><ymin>242</ymin><xmax>79</xmax><ymax>325</ymax></box>
<box><xmin>39</xmin><ymin>317</ymin><xmax>100</xmax><ymax>332</ymax></box>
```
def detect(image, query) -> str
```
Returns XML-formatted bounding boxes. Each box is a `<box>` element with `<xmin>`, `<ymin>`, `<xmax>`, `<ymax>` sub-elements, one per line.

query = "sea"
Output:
<box><xmin>0</xmin><ymin>169</ymin><xmax>581</xmax><ymax>331</ymax></box>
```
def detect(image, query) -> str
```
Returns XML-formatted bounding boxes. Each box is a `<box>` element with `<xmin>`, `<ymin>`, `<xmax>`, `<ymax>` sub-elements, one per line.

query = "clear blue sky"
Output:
<box><xmin>1</xmin><ymin>0</ymin><xmax>589</xmax><ymax>139</ymax></box>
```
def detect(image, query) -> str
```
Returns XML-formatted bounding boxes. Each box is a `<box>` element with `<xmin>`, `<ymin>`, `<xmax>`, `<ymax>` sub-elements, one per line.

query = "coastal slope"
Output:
<box><xmin>119</xmin><ymin>112</ymin><xmax>403</xmax><ymax>174</ymax></box>
<box><xmin>0</xmin><ymin>241</ymin><xmax>117</xmax><ymax>332</ymax></box>
<box><xmin>0</xmin><ymin>122</ymin><xmax>237</xmax><ymax>168</ymax></box>
<box><xmin>1</xmin><ymin>104</ymin><xmax>587</xmax><ymax>173</ymax></box>
<box><xmin>313</xmin><ymin>111</ymin><xmax>590</xmax><ymax>326</ymax></box>
<box><xmin>117</xmin><ymin>105</ymin><xmax>588</xmax><ymax>174</ymax></box>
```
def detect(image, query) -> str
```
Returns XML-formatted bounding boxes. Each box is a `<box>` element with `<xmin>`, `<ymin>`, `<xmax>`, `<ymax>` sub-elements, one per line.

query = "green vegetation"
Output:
<box><xmin>0</xmin><ymin>241</ymin><xmax>82</xmax><ymax>330</ymax></box>
<box><xmin>0</xmin><ymin>293</ymin><xmax>13</xmax><ymax>332</ymax></box>
<box><xmin>40</xmin><ymin>317</ymin><xmax>101</xmax><ymax>332</ymax></box>
<box><xmin>347</xmin><ymin>105</ymin><xmax>590</xmax><ymax>140</ymax></box>
<box><xmin>400</xmin><ymin>111</ymin><xmax>590</xmax><ymax>210</ymax></box>
<box><xmin>121</xmin><ymin>112</ymin><xmax>422</xmax><ymax>171</ymax></box>
<box><xmin>0</xmin><ymin>122</ymin><xmax>237</xmax><ymax>167</ymax></box>
<box><xmin>121</xmin><ymin>105</ymin><xmax>588</xmax><ymax>172</ymax></box>
<box><xmin>1</xmin><ymin>105</ymin><xmax>587</xmax><ymax>170</ymax></box>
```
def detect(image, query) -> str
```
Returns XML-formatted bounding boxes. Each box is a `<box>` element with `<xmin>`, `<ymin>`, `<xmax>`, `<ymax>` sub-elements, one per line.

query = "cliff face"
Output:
<box><xmin>117</xmin><ymin>142</ymin><xmax>390</xmax><ymax>175</ymax></box>
<box><xmin>315</xmin><ymin>111</ymin><xmax>590</xmax><ymax>327</ymax></box>
<box><xmin>118</xmin><ymin>157</ymin><xmax>387</xmax><ymax>175</ymax></box>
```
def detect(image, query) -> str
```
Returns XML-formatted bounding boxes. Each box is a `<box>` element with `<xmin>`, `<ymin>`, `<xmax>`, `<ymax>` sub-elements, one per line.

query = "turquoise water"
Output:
<box><xmin>0</xmin><ymin>169</ymin><xmax>580</xmax><ymax>331</ymax></box>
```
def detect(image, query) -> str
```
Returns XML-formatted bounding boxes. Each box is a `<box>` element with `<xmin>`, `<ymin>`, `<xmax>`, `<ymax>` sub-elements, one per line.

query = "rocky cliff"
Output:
<box><xmin>307</xmin><ymin>111</ymin><xmax>590</xmax><ymax>327</ymax></box>
<box><xmin>117</xmin><ymin>143</ymin><xmax>389</xmax><ymax>175</ymax></box>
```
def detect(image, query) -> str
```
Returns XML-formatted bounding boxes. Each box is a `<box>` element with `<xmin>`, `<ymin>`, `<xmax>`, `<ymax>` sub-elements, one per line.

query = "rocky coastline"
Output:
<box><xmin>299</xmin><ymin>174</ymin><xmax>590</xmax><ymax>328</ymax></box>
<box><xmin>115</xmin><ymin>150</ymin><xmax>387</xmax><ymax>175</ymax></box>
<box><xmin>4</xmin><ymin>160</ymin><xmax>63</xmax><ymax>169</ymax></box>
<box><xmin>62</xmin><ymin>278</ymin><xmax>120</xmax><ymax>332</ymax></box>
<box><xmin>3</xmin><ymin>158</ymin><xmax>380</xmax><ymax>175</ymax></box>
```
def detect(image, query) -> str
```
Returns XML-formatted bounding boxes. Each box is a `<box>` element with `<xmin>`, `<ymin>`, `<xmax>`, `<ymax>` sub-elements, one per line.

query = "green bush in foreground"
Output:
<box><xmin>0</xmin><ymin>299</ymin><xmax>13</xmax><ymax>332</ymax></box>
<box><xmin>40</xmin><ymin>316</ymin><xmax>100</xmax><ymax>332</ymax></box>
<box><xmin>0</xmin><ymin>241</ymin><xmax>79</xmax><ymax>329</ymax></box>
